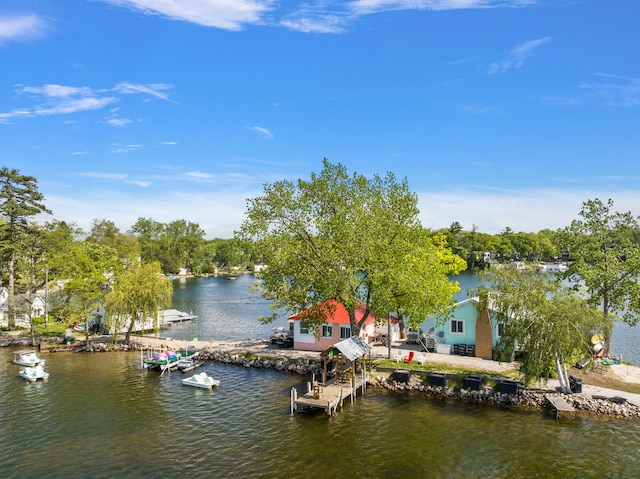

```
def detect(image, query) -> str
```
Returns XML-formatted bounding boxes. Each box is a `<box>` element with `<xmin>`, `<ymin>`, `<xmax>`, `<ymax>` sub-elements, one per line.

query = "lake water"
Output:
<box><xmin>2</xmin><ymin>273</ymin><xmax>640</xmax><ymax>478</ymax></box>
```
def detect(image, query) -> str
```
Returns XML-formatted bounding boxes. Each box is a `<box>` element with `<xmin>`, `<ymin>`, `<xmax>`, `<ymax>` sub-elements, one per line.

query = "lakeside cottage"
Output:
<box><xmin>0</xmin><ymin>286</ymin><xmax>48</xmax><ymax>329</ymax></box>
<box><xmin>289</xmin><ymin>299</ymin><xmax>398</xmax><ymax>352</ymax></box>
<box><xmin>432</xmin><ymin>296</ymin><xmax>504</xmax><ymax>360</ymax></box>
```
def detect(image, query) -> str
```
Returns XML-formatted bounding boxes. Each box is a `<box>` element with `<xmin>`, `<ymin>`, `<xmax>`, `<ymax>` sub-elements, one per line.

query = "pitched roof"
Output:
<box><xmin>289</xmin><ymin>299</ymin><xmax>375</xmax><ymax>325</ymax></box>
<box><xmin>331</xmin><ymin>335</ymin><xmax>373</xmax><ymax>360</ymax></box>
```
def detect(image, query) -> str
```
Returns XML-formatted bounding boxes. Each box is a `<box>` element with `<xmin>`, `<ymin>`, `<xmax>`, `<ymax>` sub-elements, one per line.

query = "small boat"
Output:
<box><xmin>177</xmin><ymin>357</ymin><xmax>204</xmax><ymax>372</ymax></box>
<box><xmin>182</xmin><ymin>372</ymin><xmax>220</xmax><ymax>389</ymax></box>
<box><xmin>270</xmin><ymin>327</ymin><xmax>293</xmax><ymax>348</ymax></box>
<box><xmin>19</xmin><ymin>365</ymin><xmax>50</xmax><ymax>382</ymax></box>
<box><xmin>13</xmin><ymin>350</ymin><xmax>46</xmax><ymax>367</ymax></box>
<box><xmin>143</xmin><ymin>350</ymin><xmax>181</xmax><ymax>371</ymax></box>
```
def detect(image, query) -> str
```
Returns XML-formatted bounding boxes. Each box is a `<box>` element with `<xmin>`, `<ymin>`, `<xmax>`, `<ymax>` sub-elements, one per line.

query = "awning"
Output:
<box><xmin>330</xmin><ymin>335</ymin><xmax>373</xmax><ymax>361</ymax></box>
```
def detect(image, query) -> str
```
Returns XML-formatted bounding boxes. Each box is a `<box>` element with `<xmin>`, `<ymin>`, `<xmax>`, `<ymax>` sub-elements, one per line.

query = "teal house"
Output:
<box><xmin>432</xmin><ymin>297</ymin><xmax>503</xmax><ymax>360</ymax></box>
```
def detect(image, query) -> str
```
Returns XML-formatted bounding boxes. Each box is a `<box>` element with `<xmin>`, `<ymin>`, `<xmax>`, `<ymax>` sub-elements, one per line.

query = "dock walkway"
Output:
<box><xmin>545</xmin><ymin>395</ymin><xmax>576</xmax><ymax>419</ymax></box>
<box><xmin>291</xmin><ymin>370</ymin><xmax>369</xmax><ymax>416</ymax></box>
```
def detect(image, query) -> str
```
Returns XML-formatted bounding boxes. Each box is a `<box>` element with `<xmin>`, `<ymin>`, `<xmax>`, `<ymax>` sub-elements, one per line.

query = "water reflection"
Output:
<box><xmin>2</xmin><ymin>349</ymin><xmax>640</xmax><ymax>478</ymax></box>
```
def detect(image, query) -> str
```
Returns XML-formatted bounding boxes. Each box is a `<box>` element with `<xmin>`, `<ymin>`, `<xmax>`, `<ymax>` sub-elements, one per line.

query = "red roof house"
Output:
<box><xmin>289</xmin><ymin>299</ymin><xmax>379</xmax><ymax>352</ymax></box>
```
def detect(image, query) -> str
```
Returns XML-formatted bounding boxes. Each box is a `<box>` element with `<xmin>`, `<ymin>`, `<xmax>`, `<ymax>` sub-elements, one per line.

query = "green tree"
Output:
<box><xmin>478</xmin><ymin>263</ymin><xmax>607</xmax><ymax>390</ymax></box>
<box><xmin>164</xmin><ymin>219</ymin><xmax>206</xmax><ymax>272</ymax></box>
<box><xmin>129</xmin><ymin>217</ymin><xmax>165</xmax><ymax>265</ymax></box>
<box><xmin>105</xmin><ymin>262</ymin><xmax>173</xmax><ymax>344</ymax></box>
<box><xmin>563</xmin><ymin>198</ymin><xmax>640</xmax><ymax>348</ymax></box>
<box><xmin>87</xmin><ymin>218</ymin><xmax>140</xmax><ymax>270</ymax></box>
<box><xmin>55</xmin><ymin>241</ymin><xmax>120</xmax><ymax>343</ymax></box>
<box><xmin>238</xmin><ymin>159</ymin><xmax>466</xmax><ymax>338</ymax></box>
<box><xmin>0</xmin><ymin>167</ymin><xmax>51</xmax><ymax>326</ymax></box>
<box><xmin>213</xmin><ymin>238</ymin><xmax>245</xmax><ymax>271</ymax></box>
<box><xmin>536</xmin><ymin>229</ymin><xmax>562</xmax><ymax>261</ymax></box>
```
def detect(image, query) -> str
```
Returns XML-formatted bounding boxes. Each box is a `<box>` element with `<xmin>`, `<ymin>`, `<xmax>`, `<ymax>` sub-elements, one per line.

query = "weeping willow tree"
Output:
<box><xmin>106</xmin><ymin>262</ymin><xmax>173</xmax><ymax>344</ymax></box>
<box><xmin>478</xmin><ymin>263</ymin><xmax>608</xmax><ymax>391</ymax></box>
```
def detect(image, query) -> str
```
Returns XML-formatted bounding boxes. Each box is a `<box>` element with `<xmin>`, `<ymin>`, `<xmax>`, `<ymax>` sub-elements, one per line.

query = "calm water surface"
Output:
<box><xmin>2</xmin><ymin>273</ymin><xmax>640</xmax><ymax>478</ymax></box>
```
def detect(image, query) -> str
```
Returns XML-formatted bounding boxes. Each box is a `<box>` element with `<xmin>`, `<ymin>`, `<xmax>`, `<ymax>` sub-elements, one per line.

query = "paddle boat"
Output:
<box><xmin>13</xmin><ymin>349</ymin><xmax>45</xmax><ymax>367</ymax></box>
<box><xmin>19</xmin><ymin>365</ymin><xmax>50</xmax><ymax>382</ymax></box>
<box><xmin>182</xmin><ymin>371</ymin><xmax>220</xmax><ymax>389</ymax></box>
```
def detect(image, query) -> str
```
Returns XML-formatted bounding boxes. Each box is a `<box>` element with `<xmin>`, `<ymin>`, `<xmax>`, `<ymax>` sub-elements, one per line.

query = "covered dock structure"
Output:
<box><xmin>291</xmin><ymin>336</ymin><xmax>372</xmax><ymax>416</ymax></box>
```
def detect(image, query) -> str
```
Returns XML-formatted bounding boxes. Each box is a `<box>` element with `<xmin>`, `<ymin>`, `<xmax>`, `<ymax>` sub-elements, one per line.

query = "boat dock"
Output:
<box><xmin>545</xmin><ymin>395</ymin><xmax>576</xmax><ymax>419</ymax></box>
<box><xmin>290</xmin><ymin>370</ymin><xmax>369</xmax><ymax>416</ymax></box>
<box><xmin>114</xmin><ymin>309</ymin><xmax>197</xmax><ymax>335</ymax></box>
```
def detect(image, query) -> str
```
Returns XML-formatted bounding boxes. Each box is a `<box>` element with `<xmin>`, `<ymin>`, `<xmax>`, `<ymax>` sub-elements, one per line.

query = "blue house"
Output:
<box><xmin>432</xmin><ymin>297</ymin><xmax>504</xmax><ymax>360</ymax></box>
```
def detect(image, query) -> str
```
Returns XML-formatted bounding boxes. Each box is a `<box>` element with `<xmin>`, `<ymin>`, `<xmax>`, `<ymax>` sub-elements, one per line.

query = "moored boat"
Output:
<box><xmin>143</xmin><ymin>348</ymin><xmax>199</xmax><ymax>372</ymax></box>
<box><xmin>13</xmin><ymin>349</ymin><xmax>45</xmax><ymax>367</ymax></box>
<box><xmin>19</xmin><ymin>365</ymin><xmax>50</xmax><ymax>382</ymax></box>
<box><xmin>177</xmin><ymin>357</ymin><xmax>204</xmax><ymax>372</ymax></box>
<box><xmin>182</xmin><ymin>372</ymin><xmax>220</xmax><ymax>389</ymax></box>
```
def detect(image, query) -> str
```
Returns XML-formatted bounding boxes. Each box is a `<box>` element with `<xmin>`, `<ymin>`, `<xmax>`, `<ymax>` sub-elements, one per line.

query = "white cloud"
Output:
<box><xmin>113</xmin><ymin>82</ymin><xmax>174</xmax><ymax>102</ymax></box>
<box><xmin>186</xmin><ymin>171</ymin><xmax>215</xmax><ymax>181</ymax></box>
<box><xmin>101</xmin><ymin>0</ymin><xmax>275</xmax><ymax>30</ymax></box>
<box><xmin>488</xmin><ymin>36</ymin><xmax>551</xmax><ymax>74</ymax></box>
<box><xmin>249</xmin><ymin>126</ymin><xmax>275</xmax><ymax>139</ymax></box>
<box><xmin>77</xmin><ymin>172</ymin><xmax>128</xmax><ymax>180</ymax></box>
<box><xmin>0</xmin><ymin>82</ymin><xmax>174</xmax><ymax>123</ymax></box>
<box><xmin>578</xmin><ymin>73</ymin><xmax>640</xmax><ymax>107</ymax></box>
<box><xmin>0</xmin><ymin>14</ymin><xmax>48</xmax><ymax>44</ymax></box>
<box><xmin>109</xmin><ymin>144</ymin><xmax>142</xmax><ymax>153</ymax></box>
<box><xmin>348</xmin><ymin>0</ymin><xmax>536</xmax><ymax>15</ymax></box>
<box><xmin>98</xmin><ymin>0</ymin><xmax>538</xmax><ymax>33</ymax></box>
<box><xmin>128</xmin><ymin>180</ymin><xmax>152</xmax><ymax>187</ymax></box>
<box><xmin>105</xmin><ymin>117</ymin><xmax>132</xmax><ymax>127</ymax></box>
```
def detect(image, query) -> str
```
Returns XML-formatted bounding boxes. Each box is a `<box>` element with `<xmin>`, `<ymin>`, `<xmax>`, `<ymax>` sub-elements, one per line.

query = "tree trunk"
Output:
<box><xmin>8</xmin><ymin>250</ymin><xmax>15</xmax><ymax>328</ymax></box>
<box><xmin>555</xmin><ymin>355</ymin><xmax>570</xmax><ymax>393</ymax></box>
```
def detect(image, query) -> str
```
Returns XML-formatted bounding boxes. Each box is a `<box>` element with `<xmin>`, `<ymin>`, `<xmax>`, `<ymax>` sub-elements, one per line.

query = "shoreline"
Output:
<box><xmin>4</xmin><ymin>333</ymin><xmax>640</xmax><ymax>418</ymax></box>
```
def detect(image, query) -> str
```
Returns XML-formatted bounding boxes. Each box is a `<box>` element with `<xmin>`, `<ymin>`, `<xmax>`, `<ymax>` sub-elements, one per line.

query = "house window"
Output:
<box><xmin>450</xmin><ymin>319</ymin><xmax>464</xmax><ymax>334</ymax></box>
<box><xmin>299</xmin><ymin>321</ymin><xmax>310</xmax><ymax>335</ymax></box>
<box><xmin>340</xmin><ymin>326</ymin><xmax>351</xmax><ymax>339</ymax></box>
<box><xmin>322</xmin><ymin>324</ymin><xmax>333</xmax><ymax>338</ymax></box>
<box><xmin>496</xmin><ymin>323</ymin><xmax>505</xmax><ymax>338</ymax></box>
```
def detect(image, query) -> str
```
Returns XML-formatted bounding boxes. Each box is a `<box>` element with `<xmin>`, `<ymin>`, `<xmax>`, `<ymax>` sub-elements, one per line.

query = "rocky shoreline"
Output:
<box><xmin>372</xmin><ymin>370</ymin><xmax>640</xmax><ymax>419</ymax></box>
<box><xmin>4</xmin><ymin>335</ymin><xmax>640</xmax><ymax>419</ymax></box>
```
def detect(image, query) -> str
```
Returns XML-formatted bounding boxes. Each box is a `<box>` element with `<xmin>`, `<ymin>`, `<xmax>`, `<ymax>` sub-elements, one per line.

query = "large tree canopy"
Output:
<box><xmin>563</xmin><ymin>198</ymin><xmax>640</xmax><ymax>337</ymax></box>
<box><xmin>238</xmin><ymin>159</ymin><xmax>466</xmax><ymax>336</ymax></box>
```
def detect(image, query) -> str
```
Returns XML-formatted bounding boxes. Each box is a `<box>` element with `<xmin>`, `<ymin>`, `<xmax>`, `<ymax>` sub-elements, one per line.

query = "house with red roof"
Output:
<box><xmin>289</xmin><ymin>299</ymin><xmax>396</xmax><ymax>352</ymax></box>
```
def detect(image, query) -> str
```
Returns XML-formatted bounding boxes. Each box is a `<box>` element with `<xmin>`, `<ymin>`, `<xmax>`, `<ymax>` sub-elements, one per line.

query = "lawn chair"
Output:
<box><xmin>393</xmin><ymin>351</ymin><xmax>403</xmax><ymax>362</ymax></box>
<box><xmin>416</xmin><ymin>352</ymin><xmax>427</xmax><ymax>365</ymax></box>
<box><xmin>404</xmin><ymin>351</ymin><xmax>414</xmax><ymax>364</ymax></box>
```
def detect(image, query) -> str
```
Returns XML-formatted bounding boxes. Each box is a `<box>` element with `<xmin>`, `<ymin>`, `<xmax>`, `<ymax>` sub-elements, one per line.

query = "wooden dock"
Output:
<box><xmin>545</xmin><ymin>395</ymin><xmax>576</xmax><ymax>419</ymax></box>
<box><xmin>291</xmin><ymin>370</ymin><xmax>369</xmax><ymax>416</ymax></box>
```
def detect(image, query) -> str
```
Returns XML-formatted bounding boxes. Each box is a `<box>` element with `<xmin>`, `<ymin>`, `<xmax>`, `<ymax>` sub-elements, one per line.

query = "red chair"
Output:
<box><xmin>403</xmin><ymin>351</ymin><xmax>414</xmax><ymax>364</ymax></box>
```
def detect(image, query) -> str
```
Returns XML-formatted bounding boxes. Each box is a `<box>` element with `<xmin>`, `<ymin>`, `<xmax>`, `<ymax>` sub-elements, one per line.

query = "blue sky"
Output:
<box><xmin>2</xmin><ymin>0</ymin><xmax>639</xmax><ymax>238</ymax></box>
